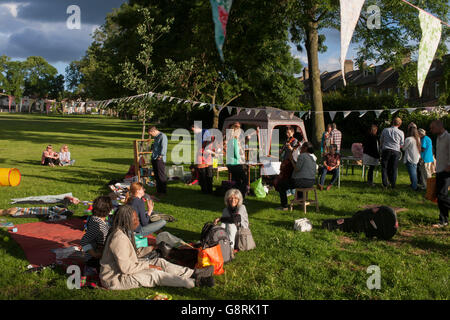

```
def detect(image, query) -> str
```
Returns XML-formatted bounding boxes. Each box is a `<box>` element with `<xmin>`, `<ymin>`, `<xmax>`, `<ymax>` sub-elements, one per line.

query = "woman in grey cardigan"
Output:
<box><xmin>214</xmin><ymin>188</ymin><xmax>249</xmax><ymax>249</ymax></box>
<box><xmin>277</xmin><ymin>141</ymin><xmax>317</xmax><ymax>210</ymax></box>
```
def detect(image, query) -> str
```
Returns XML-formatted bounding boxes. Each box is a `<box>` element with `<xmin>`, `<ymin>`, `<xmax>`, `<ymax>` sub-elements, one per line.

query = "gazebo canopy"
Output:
<box><xmin>222</xmin><ymin>106</ymin><xmax>308</xmax><ymax>156</ymax></box>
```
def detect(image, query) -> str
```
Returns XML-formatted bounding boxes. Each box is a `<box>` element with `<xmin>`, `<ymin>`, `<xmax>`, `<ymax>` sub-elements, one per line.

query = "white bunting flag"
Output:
<box><xmin>236</xmin><ymin>108</ymin><xmax>242</xmax><ymax>115</ymax></box>
<box><xmin>298</xmin><ymin>111</ymin><xmax>307</xmax><ymax>119</ymax></box>
<box><xmin>445</xmin><ymin>106</ymin><xmax>450</xmax><ymax>112</ymax></box>
<box><xmin>177</xmin><ymin>99</ymin><xmax>183</xmax><ymax>104</ymax></box>
<box><xmin>359</xmin><ymin>110</ymin><xmax>368</xmax><ymax>118</ymax></box>
<box><xmin>390</xmin><ymin>109</ymin><xmax>399</xmax><ymax>115</ymax></box>
<box><xmin>374</xmin><ymin>110</ymin><xmax>383</xmax><ymax>118</ymax></box>
<box><xmin>289</xmin><ymin>112</ymin><xmax>295</xmax><ymax>119</ymax></box>
<box><xmin>169</xmin><ymin>97</ymin><xmax>175</xmax><ymax>102</ymax></box>
<box><xmin>340</xmin><ymin>0</ymin><xmax>366</xmax><ymax>86</ymax></box>
<box><xmin>329</xmin><ymin>111</ymin><xmax>337</xmax><ymax>121</ymax></box>
<box><xmin>406</xmin><ymin>108</ymin><xmax>417</xmax><ymax>114</ymax></box>
<box><xmin>417</xmin><ymin>10</ymin><xmax>442</xmax><ymax>97</ymax></box>
<box><xmin>245</xmin><ymin>108</ymin><xmax>252</xmax><ymax>115</ymax></box>
<box><xmin>227</xmin><ymin>106</ymin><xmax>233</xmax><ymax>114</ymax></box>
<box><xmin>342</xmin><ymin>111</ymin><xmax>352</xmax><ymax>118</ymax></box>
<box><xmin>254</xmin><ymin>109</ymin><xmax>261</xmax><ymax>117</ymax></box>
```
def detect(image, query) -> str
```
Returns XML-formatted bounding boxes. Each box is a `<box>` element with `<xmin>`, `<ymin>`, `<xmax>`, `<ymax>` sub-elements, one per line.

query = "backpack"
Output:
<box><xmin>322</xmin><ymin>206</ymin><xmax>398</xmax><ymax>240</ymax></box>
<box><xmin>200</xmin><ymin>222</ymin><xmax>233</xmax><ymax>263</ymax></box>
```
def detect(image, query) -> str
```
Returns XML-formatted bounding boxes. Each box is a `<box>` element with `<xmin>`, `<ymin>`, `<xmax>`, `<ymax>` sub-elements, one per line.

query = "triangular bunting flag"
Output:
<box><xmin>177</xmin><ymin>99</ymin><xmax>183</xmax><ymax>104</ymax></box>
<box><xmin>169</xmin><ymin>97</ymin><xmax>175</xmax><ymax>102</ymax></box>
<box><xmin>254</xmin><ymin>109</ymin><xmax>261</xmax><ymax>117</ymax></box>
<box><xmin>298</xmin><ymin>111</ymin><xmax>307</xmax><ymax>119</ymax></box>
<box><xmin>329</xmin><ymin>111</ymin><xmax>337</xmax><ymax>121</ymax></box>
<box><xmin>289</xmin><ymin>112</ymin><xmax>294</xmax><ymax>119</ymax></box>
<box><xmin>390</xmin><ymin>109</ymin><xmax>399</xmax><ymax>115</ymax></box>
<box><xmin>200</xmin><ymin>103</ymin><xmax>207</xmax><ymax>107</ymax></box>
<box><xmin>417</xmin><ymin>10</ymin><xmax>442</xmax><ymax>97</ymax></box>
<box><xmin>406</xmin><ymin>108</ymin><xmax>416</xmax><ymax>114</ymax></box>
<box><xmin>374</xmin><ymin>110</ymin><xmax>383</xmax><ymax>118</ymax></box>
<box><xmin>236</xmin><ymin>108</ymin><xmax>242</xmax><ymax>115</ymax></box>
<box><xmin>209</xmin><ymin>104</ymin><xmax>214</xmax><ymax>111</ymax></box>
<box><xmin>210</xmin><ymin>0</ymin><xmax>233</xmax><ymax>61</ymax></box>
<box><xmin>342</xmin><ymin>111</ymin><xmax>352</xmax><ymax>118</ymax></box>
<box><xmin>227</xmin><ymin>106</ymin><xmax>233</xmax><ymax>114</ymax></box>
<box><xmin>444</xmin><ymin>106</ymin><xmax>450</xmax><ymax>112</ymax></box>
<box><xmin>359</xmin><ymin>110</ymin><xmax>367</xmax><ymax>118</ymax></box>
<box><xmin>245</xmin><ymin>108</ymin><xmax>252</xmax><ymax>115</ymax></box>
<box><xmin>340</xmin><ymin>0</ymin><xmax>365</xmax><ymax>86</ymax></box>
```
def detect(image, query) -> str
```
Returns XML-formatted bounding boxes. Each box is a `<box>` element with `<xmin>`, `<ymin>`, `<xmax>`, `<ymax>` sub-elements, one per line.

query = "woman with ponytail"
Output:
<box><xmin>126</xmin><ymin>182</ymin><xmax>166</xmax><ymax>236</ymax></box>
<box><xmin>99</xmin><ymin>205</ymin><xmax>214</xmax><ymax>290</ymax></box>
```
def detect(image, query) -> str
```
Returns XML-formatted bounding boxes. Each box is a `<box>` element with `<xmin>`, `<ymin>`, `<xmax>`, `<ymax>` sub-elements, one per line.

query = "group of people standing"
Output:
<box><xmin>362</xmin><ymin>117</ymin><xmax>449</xmax><ymax>228</ymax></box>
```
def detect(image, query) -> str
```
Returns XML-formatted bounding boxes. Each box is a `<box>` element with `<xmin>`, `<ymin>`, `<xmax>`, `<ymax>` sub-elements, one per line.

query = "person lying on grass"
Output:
<box><xmin>126</xmin><ymin>182</ymin><xmax>166</xmax><ymax>236</ymax></box>
<box><xmin>80</xmin><ymin>196</ymin><xmax>113</xmax><ymax>273</ymax></box>
<box><xmin>99</xmin><ymin>205</ymin><xmax>215</xmax><ymax>290</ymax></box>
<box><xmin>41</xmin><ymin>145</ymin><xmax>61</xmax><ymax>167</ymax></box>
<box><xmin>213</xmin><ymin>188</ymin><xmax>249</xmax><ymax>250</ymax></box>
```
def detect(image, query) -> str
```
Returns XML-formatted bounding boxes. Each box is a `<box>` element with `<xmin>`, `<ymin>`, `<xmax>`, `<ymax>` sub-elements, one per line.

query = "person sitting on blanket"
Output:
<box><xmin>317</xmin><ymin>144</ymin><xmax>341</xmax><ymax>191</ymax></box>
<box><xmin>213</xmin><ymin>188</ymin><xmax>250</xmax><ymax>250</ymax></box>
<box><xmin>126</xmin><ymin>182</ymin><xmax>166</xmax><ymax>237</ymax></box>
<box><xmin>80</xmin><ymin>196</ymin><xmax>113</xmax><ymax>273</ymax></box>
<box><xmin>41</xmin><ymin>145</ymin><xmax>61</xmax><ymax>167</ymax></box>
<box><xmin>99</xmin><ymin>205</ymin><xmax>215</xmax><ymax>290</ymax></box>
<box><xmin>59</xmin><ymin>144</ymin><xmax>75</xmax><ymax>166</ymax></box>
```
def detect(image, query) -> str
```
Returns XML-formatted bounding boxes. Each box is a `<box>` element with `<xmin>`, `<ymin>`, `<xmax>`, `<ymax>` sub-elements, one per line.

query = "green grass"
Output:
<box><xmin>0</xmin><ymin>113</ymin><xmax>448</xmax><ymax>300</ymax></box>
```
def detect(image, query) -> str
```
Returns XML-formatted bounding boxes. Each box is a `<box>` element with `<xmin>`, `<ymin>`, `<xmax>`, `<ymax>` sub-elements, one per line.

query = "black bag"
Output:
<box><xmin>322</xmin><ymin>206</ymin><xmax>398</xmax><ymax>240</ymax></box>
<box><xmin>200</xmin><ymin>222</ymin><xmax>233</xmax><ymax>263</ymax></box>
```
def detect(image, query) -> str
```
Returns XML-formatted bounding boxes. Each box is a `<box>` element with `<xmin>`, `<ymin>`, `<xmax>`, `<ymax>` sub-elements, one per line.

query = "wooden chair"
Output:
<box><xmin>289</xmin><ymin>187</ymin><xmax>319</xmax><ymax>214</ymax></box>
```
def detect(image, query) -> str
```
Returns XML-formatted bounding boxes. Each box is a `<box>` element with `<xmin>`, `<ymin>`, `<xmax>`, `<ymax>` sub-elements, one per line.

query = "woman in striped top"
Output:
<box><xmin>80</xmin><ymin>196</ymin><xmax>113</xmax><ymax>270</ymax></box>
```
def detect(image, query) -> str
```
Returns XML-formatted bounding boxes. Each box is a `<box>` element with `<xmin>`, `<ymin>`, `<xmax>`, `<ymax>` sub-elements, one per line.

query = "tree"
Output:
<box><xmin>78</xmin><ymin>0</ymin><xmax>303</xmax><ymax>128</ymax></box>
<box><xmin>288</xmin><ymin>0</ymin><xmax>449</xmax><ymax>147</ymax></box>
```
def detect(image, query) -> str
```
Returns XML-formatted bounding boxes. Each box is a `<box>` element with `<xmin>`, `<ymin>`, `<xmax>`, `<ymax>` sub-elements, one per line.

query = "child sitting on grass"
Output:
<box><xmin>80</xmin><ymin>196</ymin><xmax>113</xmax><ymax>273</ymax></box>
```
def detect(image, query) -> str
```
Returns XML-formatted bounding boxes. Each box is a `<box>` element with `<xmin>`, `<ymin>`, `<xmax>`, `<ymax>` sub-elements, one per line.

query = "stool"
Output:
<box><xmin>289</xmin><ymin>187</ymin><xmax>319</xmax><ymax>214</ymax></box>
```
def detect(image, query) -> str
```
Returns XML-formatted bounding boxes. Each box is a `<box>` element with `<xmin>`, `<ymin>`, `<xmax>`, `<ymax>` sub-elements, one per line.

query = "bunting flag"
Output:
<box><xmin>406</xmin><ymin>108</ymin><xmax>417</xmax><ymax>114</ymax></box>
<box><xmin>254</xmin><ymin>109</ymin><xmax>261</xmax><ymax>117</ymax></box>
<box><xmin>329</xmin><ymin>111</ymin><xmax>337</xmax><ymax>121</ymax></box>
<box><xmin>374</xmin><ymin>110</ymin><xmax>383</xmax><ymax>118</ymax></box>
<box><xmin>236</xmin><ymin>107</ymin><xmax>242</xmax><ymax>115</ymax></box>
<box><xmin>445</xmin><ymin>106</ymin><xmax>450</xmax><ymax>112</ymax></box>
<box><xmin>359</xmin><ymin>110</ymin><xmax>367</xmax><ymax>118</ymax></box>
<box><xmin>417</xmin><ymin>10</ymin><xmax>442</xmax><ymax>97</ymax></box>
<box><xmin>227</xmin><ymin>106</ymin><xmax>233</xmax><ymax>114</ymax></box>
<box><xmin>209</xmin><ymin>0</ymin><xmax>233</xmax><ymax>61</ymax></box>
<box><xmin>298</xmin><ymin>111</ymin><xmax>307</xmax><ymax>119</ymax></box>
<box><xmin>390</xmin><ymin>109</ymin><xmax>399</xmax><ymax>115</ymax></box>
<box><xmin>340</xmin><ymin>0</ymin><xmax>366</xmax><ymax>86</ymax></box>
<box><xmin>245</xmin><ymin>108</ymin><xmax>252</xmax><ymax>115</ymax></box>
<box><xmin>342</xmin><ymin>111</ymin><xmax>352</xmax><ymax>118</ymax></box>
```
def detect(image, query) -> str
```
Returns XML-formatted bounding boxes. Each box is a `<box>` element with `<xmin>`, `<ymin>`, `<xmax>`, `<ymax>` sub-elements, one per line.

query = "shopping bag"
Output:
<box><xmin>425</xmin><ymin>177</ymin><xmax>437</xmax><ymax>203</ymax></box>
<box><xmin>196</xmin><ymin>245</ymin><xmax>224</xmax><ymax>275</ymax></box>
<box><xmin>250</xmin><ymin>178</ymin><xmax>266</xmax><ymax>198</ymax></box>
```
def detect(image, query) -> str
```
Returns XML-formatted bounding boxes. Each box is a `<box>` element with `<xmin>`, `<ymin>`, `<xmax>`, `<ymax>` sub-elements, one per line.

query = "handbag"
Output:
<box><xmin>235</xmin><ymin>226</ymin><xmax>256</xmax><ymax>251</ymax></box>
<box><xmin>425</xmin><ymin>177</ymin><xmax>438</xmax><ymax>203</ymax></box>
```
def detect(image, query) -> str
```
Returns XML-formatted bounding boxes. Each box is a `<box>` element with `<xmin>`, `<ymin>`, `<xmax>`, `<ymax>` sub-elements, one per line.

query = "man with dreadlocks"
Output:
<box><xmin>99</xmin><ymin>205</ymin><xmax>215</xmax><ymax>289</ymax></box>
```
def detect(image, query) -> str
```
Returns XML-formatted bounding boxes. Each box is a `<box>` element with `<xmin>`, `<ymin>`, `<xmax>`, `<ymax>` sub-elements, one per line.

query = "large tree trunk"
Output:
<box><xmin>305</xmin><ymin>19</ymin><xmax>325</xmax><ymax>149</ymax></box>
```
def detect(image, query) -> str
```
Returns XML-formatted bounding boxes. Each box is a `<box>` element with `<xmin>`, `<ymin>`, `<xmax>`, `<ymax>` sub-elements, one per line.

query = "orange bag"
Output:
<box><xmin>196</xmin><ymin>245</ymin><xmax>224</xmax><ymax>275</ymax></box>
<box><xmin>425</xmin><ymin>177</ymin><xmax>438</xmax><ymax>203</ymax></box>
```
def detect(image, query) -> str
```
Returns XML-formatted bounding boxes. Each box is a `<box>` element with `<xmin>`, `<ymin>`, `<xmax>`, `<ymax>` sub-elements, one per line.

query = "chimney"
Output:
<box><xmin>344</xmin><ymin>60</ymin><xmax>353</xmax><ymax>74</ymax></box>
<box><xmin>303</xmin><ymin>67</ymin><xmax>309</xmax><ymax>80</ymax></box>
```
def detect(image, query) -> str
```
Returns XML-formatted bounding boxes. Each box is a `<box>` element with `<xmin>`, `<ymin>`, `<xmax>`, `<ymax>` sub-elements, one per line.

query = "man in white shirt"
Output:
<box><xmin>380</xmin><ymin>117</ymin><xmax>405</xmax><ymax>189</ymax></box>
<box><xmin>430</xmin><ymin>120</ymin><xmax>450</xmax><ymax>228</ymax></box>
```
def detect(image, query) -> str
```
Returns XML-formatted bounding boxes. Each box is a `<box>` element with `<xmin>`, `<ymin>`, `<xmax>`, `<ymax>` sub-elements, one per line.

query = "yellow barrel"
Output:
<box><xmin>0</xmin><ymin>168</ymin><xmax>21</xmax><ymax>187</ymax></box>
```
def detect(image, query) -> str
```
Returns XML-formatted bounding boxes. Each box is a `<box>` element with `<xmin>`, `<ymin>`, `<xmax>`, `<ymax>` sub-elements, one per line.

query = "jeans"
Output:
<box><xmin>135</xmin><ymin>219</ymin><xmax>167</xmax><ymax>237</ymax></box>
<box><xmin>198</xmin><ymin>166</ymin><xmax>213</xmax><ymax>194</ymax></box>
<box><xmin>151</xmin><ymin>159</ymin><xmax>167</xmax><ymax>194</ymax></box>
<box><xmin>319</xmin><ymin>167</ymin><xmax>339</xmax><ymax>186</ymax></box>
<box><xmin>227</xmin><ymin>164</ymin><xmax>248</xmax><ymax>198</ymax></box>
<box><xmin>405</xmin><ymin>162</ymin><xmax>418</xmax><ymax>191</ymax></box>
<box><xmin>221</xmin><ymin>222</ymin><xmax>238</xmax><ymax>248</ymax></box>
<box><xmin>381</xmin><ymin>149</ymin><xmax>401</xmax><ymax>188</ymax></box>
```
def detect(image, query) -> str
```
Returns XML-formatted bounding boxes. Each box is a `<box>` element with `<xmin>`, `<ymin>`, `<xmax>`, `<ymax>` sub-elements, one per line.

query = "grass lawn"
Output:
<box><xmin>0</xmin><ymin>113</ymin><xmax>448</xmax><ymax>300</ymax></box>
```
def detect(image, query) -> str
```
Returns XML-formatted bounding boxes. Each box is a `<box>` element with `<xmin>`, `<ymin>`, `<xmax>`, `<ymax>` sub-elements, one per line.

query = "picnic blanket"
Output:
<box><xmin>9</xmin><ymin>218</ymin><xmax>157</xmax><ymax>268</ymax></box>
<box><xmin>8</xmin><ymin>218</ymin><xmax>85</xmax><ymax>267</ymax></box>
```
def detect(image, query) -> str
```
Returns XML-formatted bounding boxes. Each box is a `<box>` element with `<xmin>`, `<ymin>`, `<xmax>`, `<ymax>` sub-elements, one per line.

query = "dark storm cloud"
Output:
<box><xmin>0</xmin><ymin>0</ymin><xmax>128</xmax><ymax>64</ymax></box>
<box><xmin>14</xmin><ymin>0</ymin><xmax>127</xmax><ymax>25</ymax></box>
